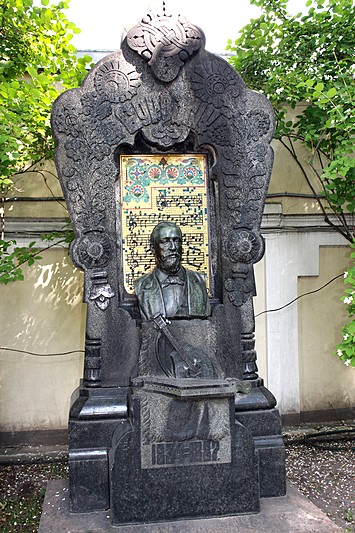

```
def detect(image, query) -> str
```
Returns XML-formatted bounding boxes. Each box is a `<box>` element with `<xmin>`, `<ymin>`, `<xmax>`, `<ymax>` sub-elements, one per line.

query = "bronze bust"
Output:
<box><xmin>134</xmin><ymin>221</ymin><xmax>210</xmax><ymax>321</ymax></box>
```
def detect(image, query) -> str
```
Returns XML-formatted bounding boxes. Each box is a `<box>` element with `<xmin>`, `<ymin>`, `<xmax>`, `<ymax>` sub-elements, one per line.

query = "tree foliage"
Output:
<box><xmin>227</xmin><ymin>0</ymin><xmax>355</xmax><ymax>243</ymax></box>
<box><xmin>0</xmin><ymin>0</ymin><xmax>91</xmax><ymax>283</ymax></box>
<box><xmin>0</xmin><ymin>0</ymin><xmax>92</xmax><ymax>191</ymax></box>
<box><xmin>0</xmin><ymin>239</ymin><xmax>41</xmax><ymax>284</ymax></box>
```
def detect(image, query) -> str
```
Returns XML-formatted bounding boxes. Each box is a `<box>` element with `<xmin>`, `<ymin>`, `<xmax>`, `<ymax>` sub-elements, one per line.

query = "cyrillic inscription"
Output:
<box><xmin>141</xmin><ymin>438</ymin><xmax>231</xmax><ymax>469</ymax></box>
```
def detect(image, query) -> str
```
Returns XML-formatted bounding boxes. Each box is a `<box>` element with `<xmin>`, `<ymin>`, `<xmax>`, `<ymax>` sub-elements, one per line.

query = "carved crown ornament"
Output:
<box><xmin>126</xmin><ymin>5</ymin><xmax>205</xmax><ymax>82</ymax></box>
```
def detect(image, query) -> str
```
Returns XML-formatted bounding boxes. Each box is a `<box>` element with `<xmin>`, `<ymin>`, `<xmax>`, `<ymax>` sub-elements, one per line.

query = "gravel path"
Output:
<box><xmin>285</xmin><ymin>445</ymin><xmax>354</xmax><ymax>531</ymax></box>
<box><xmin>0</xmin><ymin>424</ymin><xmax>354</xmax><ymax>532</ymax></box>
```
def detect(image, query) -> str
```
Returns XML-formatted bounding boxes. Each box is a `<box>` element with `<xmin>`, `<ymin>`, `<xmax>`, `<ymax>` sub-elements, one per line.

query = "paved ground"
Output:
<box><xmin>39</xmin><ymin>479</ymin><xmax>342</xmax><ymax>532</ymax></box>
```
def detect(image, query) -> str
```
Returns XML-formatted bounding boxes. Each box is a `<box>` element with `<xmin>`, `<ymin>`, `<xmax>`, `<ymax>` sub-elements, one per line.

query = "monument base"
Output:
<box><xmin>109</xmin><ymin>393</ymin><xmax>259</xmax><ymax>524</ymax></box>
<box><xmin>39</xmin><ymin>480</ymin><xmax>341</xmax><ymax>532</ymax></box>
<box><xmin>236</xmin><ymin>408</ymin><xmax>286</xmax><ymax>497</ymax></box>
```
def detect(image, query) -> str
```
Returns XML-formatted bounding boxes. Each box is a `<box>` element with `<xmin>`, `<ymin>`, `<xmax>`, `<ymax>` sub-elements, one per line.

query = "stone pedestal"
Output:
<box><xmin>110</xmin><ymin>384</ymin><xmax>259</xmax><ymax>525</ymax></box>
<box><xmin>68</xmin><ymin>383</ymin><xmax>129</xmax><ymax>513</ymax></box>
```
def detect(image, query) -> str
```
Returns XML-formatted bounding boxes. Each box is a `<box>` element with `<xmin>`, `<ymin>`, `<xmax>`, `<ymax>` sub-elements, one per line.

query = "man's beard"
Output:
<box><xmin>159</xmin><ymin>254</ymin><xmax>181</xmax><ymax>274</ymax></box>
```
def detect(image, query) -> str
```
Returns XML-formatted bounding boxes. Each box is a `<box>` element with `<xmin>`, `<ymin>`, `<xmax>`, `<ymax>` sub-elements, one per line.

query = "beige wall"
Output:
<box><xmin>254</xmin><ymin>258</ymin><xmax>267</xmax><ymax>385</ymax></box>
<box><xmin>298</xmin><ymin>246</ymin><xmax>354</xmax><ymax>413</ymax></box>
<box><xmin>270</xmin><ymin>139</ymin><xmax>323</xmax><ymax>216</ymax></box>
<box><xmin>269</xmin><ymin>103</ymin><xmax>326</xmax><ymax>216</ymax></box>
<box><xmin>4</xmin><ymin>161</ymin><xmax>67</xmax><ymax>219</ymax></box>
<box><xmin>0</xmin><ymin>250</ymin><xmax>86</xmax><ymax>432</ymax></box>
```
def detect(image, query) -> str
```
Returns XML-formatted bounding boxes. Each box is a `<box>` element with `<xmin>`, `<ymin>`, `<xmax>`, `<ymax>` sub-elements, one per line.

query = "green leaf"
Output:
<box><xmin>326</xmin><ymin>87</ymin><xmax>337</xmax><ymax>98</ymax></box>
<box><xmin>27</xmin><ymin>66</ymin><xmax>38</xmax><ymax>79</ymax></box>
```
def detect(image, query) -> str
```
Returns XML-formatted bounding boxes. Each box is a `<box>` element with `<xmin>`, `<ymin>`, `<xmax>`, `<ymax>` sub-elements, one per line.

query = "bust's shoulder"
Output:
<box><xmin>185</xmin><ymin>268</ymin><xmax>206</xmax><ymax>285</ymax></box>
<box><xmin>134</xmin><ymin>269</ymin><xmax>157</xmax><ymax>292</ymax></box>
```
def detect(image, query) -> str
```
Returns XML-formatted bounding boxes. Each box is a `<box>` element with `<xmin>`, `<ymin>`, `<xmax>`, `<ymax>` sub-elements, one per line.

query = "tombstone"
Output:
<box><xmin>51</xmin><ymin>4</ymin><xmax>286</xmax><ymax>525</ymax></box>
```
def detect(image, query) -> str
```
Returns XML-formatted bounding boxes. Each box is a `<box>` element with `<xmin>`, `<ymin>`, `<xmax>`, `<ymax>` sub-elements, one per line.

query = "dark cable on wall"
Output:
<box><xmin>255</xmin><ymin>272</ymin><xmax>344</xmax><ymax>317</ymax></box>
<box><xmin>0</xmin><ymin>347</ymin><xmax>84</xmax><ymax>356</ymax></box>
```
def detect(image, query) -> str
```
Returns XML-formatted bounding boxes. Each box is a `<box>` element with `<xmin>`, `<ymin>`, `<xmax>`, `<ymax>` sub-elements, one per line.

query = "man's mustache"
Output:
<box><xmin>166</xmin><ymin>252</ymin><xmax>180</xmax><ymax>257</ymax></box>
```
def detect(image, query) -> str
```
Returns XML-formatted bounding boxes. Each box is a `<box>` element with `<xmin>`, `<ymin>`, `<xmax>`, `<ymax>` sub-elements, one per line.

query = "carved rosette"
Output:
<box><xmin>226</xmin><ymin>229</ymin><xmax>264</xmax><ymax>265</ymax></box>
<box><xmin>223</xmin><ymin>229</ymin><xmax>264</xmax><ymax>307</ymax></box>
<box><xmin>94</xmin><ymin>59</ymin><xmax>141</xmax><ymax>103</ymax></box>
<box><xmin>191</xmin><ymin>61</ymin><xmax>241</xmax><ymax>111</ymax></box>
<box><xmin>72</xmin><ymin>231</ymin><xmax>112</xmax><ymax>269</ymax></box>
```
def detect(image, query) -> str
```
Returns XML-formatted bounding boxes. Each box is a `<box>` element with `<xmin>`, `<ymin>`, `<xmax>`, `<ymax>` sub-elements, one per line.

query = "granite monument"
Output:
<box><xmin>51</xmin><ymin>4</ymin><xmax>286</xmax><ymax>526</ymax></box>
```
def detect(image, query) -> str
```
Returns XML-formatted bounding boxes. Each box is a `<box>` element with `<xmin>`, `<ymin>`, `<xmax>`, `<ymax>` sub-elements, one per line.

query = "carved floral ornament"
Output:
<box><xmin>89</xmin><ymin>282</ymin><xmax>115</xmax><ymax>311</ymax></box>
<box><xmin>94</xmin><ymin>59</ymin><xmax>141</xmax><ymax>103</ymax></box>
<box><xmin>224</xmin><ymin>266</ymin><xmax>256</xmax><ymax>307</ymax></box>
<box><xmin>86</xmin><ymin>269</ymin><xmax>115</xmax><ymax>311</ymax></box>
<box><xmin>223</xmin><ymin>230</ymin><xmax>264</xmax><ymax>307</ymax></box>
<box><xmin>53</xmin><ymin>101</ymin><xmax>81</xmax><ymax>138</ymax></box>
<box><xmin>191</xmin><ymin>61</ymin><xmax>240</xmax><ymax>110</ymax></box>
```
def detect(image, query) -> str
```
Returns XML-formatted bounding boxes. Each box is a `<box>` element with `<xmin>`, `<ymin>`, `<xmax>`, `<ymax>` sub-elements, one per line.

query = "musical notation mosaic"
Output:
<box><xmin>120</xmin><ymin>154</ymin><xmax>209</xmax><ymax>294</ymax></box>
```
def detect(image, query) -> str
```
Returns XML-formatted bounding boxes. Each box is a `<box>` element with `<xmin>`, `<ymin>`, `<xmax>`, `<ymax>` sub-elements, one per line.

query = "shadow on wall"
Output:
<box><xmin>2</xmin><ymin>249</ymin><xmax>85</xmax><ymax>351</ymax></box>
<box><xmin>0</xmin><ymin>249</ymin><xmax>86</xmax><ymax>432</ymax></box>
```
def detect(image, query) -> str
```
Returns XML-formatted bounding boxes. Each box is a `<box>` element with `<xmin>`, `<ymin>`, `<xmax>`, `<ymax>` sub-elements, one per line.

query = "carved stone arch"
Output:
<box><xmin>52</xmin><ymin>7</ymin><xmax>275</xmax><ymax>385</ymax></box>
